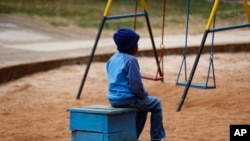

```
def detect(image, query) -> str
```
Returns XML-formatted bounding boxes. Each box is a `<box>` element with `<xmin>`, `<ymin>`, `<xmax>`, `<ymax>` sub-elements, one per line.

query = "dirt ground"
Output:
<box><xmin>0</xmin><ymin>52</ymin><xmax>249</xmax><ymax>141</ymax></box>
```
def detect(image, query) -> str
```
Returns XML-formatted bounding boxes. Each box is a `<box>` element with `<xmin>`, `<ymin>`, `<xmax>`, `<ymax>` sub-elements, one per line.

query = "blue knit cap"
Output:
<box><xmin>113</xmin><ymin>28</ymin><xmax>140</xmax><ymax>53</ymax></box>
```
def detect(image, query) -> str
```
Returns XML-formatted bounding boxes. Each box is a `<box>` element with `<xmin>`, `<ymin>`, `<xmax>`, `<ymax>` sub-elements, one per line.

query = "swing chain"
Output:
<box><xmin>133</xmin><ymin>0</ymin><xmax>139</xmax><ymax>30</ymax></box>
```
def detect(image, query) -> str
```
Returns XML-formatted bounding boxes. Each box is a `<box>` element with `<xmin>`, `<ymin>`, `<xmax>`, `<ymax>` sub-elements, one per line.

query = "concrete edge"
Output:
<box><xmin>0</xmin><ymin>42</ymin><xmax>249</xmax><ymax>85</ymax></box>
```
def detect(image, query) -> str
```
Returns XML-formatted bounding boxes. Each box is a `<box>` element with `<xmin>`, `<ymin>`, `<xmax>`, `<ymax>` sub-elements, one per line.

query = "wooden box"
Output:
<box><xmin>67</xmin><ymin>105</ymin><xmax>137</xmax><ymax>141</ymax></box>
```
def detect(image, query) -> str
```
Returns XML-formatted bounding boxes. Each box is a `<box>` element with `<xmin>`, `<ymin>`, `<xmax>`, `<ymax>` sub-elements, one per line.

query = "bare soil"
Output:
<box><xmin>0</xmin><ymin>52</ymin><xmax>249</xmax><ymax>141</ymax></box>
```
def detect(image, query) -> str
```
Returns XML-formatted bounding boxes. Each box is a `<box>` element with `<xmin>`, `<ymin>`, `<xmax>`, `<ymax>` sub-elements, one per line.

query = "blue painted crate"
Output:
<box><xmin>67</xmin><ymin>105</ymin><xmax>137</xmax><ymax>141</ymax></box>
<box><xmin>71</xmin><ymin>129</ymin><xmax>136</xmax><ymax>141</ymax></box>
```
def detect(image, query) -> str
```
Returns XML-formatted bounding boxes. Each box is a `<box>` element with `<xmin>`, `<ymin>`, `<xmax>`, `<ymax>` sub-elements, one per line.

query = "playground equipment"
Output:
<box><xmin>76</xmin><ymin>0</ymin><xmax>165</xmax><ymax>99</ymax></box>
<box><xmin>140</xmin><ymin>0</ymin><xmax>166</xmax><ymax>82</ymax></box>
<box><xmin>176</xmin><ymin>0</ymin><xmax>250</xmax><ymax>112</ymax></box>
<box><xmin>176</xmin><ymin>0</ymin><xmax>216</xmax><ymax>89</ymax></box>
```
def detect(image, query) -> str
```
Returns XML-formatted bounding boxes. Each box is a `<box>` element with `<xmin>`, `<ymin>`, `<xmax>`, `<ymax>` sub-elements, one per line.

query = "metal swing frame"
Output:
<box><xmin>76</xmin><ymin>0</ymin><xmax>162</xmax><ymax>99</ymax></box>
<box><xmin>176</xmin><ymin>0</ymin><xmax>250</xmax><ymax>112</ymax></box>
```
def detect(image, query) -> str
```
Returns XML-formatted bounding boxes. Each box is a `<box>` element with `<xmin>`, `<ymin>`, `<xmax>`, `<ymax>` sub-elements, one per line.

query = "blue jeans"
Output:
<box><xmin>112</xmin><ymin>96</ymin><xmax>166</xmax><ymax>140</ymax></box>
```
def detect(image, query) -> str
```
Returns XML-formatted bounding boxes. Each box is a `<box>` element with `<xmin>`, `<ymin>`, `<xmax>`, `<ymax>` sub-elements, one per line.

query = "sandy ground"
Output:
<box><xmin>0</xmin><ymin>52</ymin><xmax>249</xmax><ymax>141</ymax></box>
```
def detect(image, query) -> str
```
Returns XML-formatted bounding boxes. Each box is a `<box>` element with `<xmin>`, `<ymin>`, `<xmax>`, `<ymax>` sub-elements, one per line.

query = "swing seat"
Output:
<box><xmin>176</xmin><ymin>81</ymin><xmax>216</xmax><ymax>89</ymax></box>
<box><xmin>141</xmin><ymin>73</ymin><xmax>163</xmax><ymax>81</ymax></box>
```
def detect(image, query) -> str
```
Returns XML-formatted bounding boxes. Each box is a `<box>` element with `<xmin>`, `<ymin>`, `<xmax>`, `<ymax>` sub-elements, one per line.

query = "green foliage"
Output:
<box><xmin>0</xmin><ymin>0</ymin><xmax>248</xmax><ymax>32</ymax></box>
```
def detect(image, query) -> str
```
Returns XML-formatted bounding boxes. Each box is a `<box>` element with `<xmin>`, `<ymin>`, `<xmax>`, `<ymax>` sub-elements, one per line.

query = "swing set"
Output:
<box><xmin>76</xmin><ymin>0</ymin><xmax>167</xmax><ymax>99</ymax></box>
<box><xmin>176</xmin><ymin>0</ymin><xmax>250</xmax><ymax>112</ymax></box>
<box><xmin>176</xmin><ymin>0</ymin><xmax>217</xmax><ymax>89</ymax></box>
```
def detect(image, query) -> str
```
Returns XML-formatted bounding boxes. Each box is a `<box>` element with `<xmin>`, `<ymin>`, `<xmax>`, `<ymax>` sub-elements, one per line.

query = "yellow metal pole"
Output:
<box><xmin>141</xmin><ymin>0</ymin><xmax>147</xmax><ymax>11</ymax></box>
<box><xmin>103</xmin><ymin>0</ymin><xmax>112</xmax><ymax>17</ymax></box>
<box><xmin>205</xmin><ymin>0</ymin><xmax>220</xmax><ymax>30</ymax></box>
<box><xmin>243</xmin><ymin>0</ymin><xmax>250</xmax><ymax>23</ymax></box>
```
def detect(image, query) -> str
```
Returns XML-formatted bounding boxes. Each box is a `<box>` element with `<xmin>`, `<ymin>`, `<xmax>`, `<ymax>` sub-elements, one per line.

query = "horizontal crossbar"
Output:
<box><xmin>176</xmin><ymin>81</ymin><xmax>216</xmax><ymax>89</ymax></box>
<box><xmin>106</xmin><ymin>12</ymin><xmax>146</xmax><ymax>20</ymax></box>
<box><xmin>209</xmin><ymin>23</ymin><xmax>250</xmax><ymax>32</ymax></box>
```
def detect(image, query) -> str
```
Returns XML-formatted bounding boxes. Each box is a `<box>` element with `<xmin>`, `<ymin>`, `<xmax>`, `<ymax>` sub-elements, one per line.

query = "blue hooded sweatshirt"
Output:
<box><xmin>106</xmin><ymin>52</ymin><xmax>148</xmax><ymax>105</ymax></box>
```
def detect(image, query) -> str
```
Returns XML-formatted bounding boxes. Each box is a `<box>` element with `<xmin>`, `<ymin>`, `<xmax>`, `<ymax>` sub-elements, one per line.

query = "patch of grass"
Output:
<box><xmin>0</xmin><ymin>0</ymin><xmax>248</xmax><ymax>34</ymax></box>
